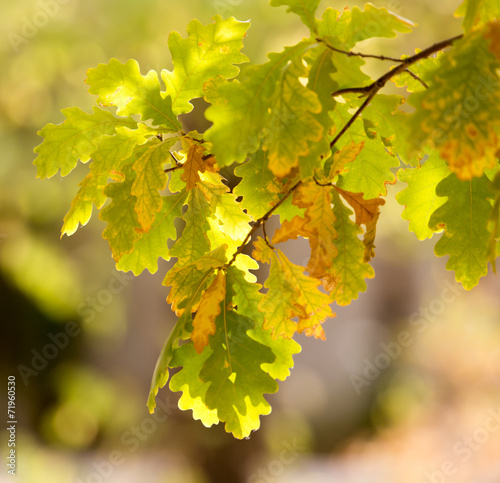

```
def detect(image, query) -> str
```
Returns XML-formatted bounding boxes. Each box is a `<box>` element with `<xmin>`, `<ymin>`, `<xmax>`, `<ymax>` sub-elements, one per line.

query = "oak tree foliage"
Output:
<box><xmin>34</xmin><ymin>1</ymin><xmax>500</xmax><ymax>438</ymax></box>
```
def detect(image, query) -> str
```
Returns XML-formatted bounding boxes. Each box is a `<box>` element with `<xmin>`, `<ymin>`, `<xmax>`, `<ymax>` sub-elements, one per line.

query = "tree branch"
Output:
<box><xmin>329</xmin><ymin>34</ymin><xmax>463</xmax><ymax>148</ymax></box>
<box><xmin>224</xmin><ymin>180</ymin><xmax>302</xmax><ymax>267</ymax></box>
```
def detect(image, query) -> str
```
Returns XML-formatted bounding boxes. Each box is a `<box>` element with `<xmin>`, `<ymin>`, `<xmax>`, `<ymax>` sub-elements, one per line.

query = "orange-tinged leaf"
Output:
<box><xmin>298</xmin><ymin>321</ymin><xmax>326</xmax><ymax>340</ymax></box>
<box><xmin>328</xmin><ymin>141</ymin><xmax>365</xmax><ymax>179</ymax></box>
<box><xmin>408</xmin><ymin>30</ymin><xmax>500</xmax><ymax>180</ymax></box>
<box><xmin>484</xmin><ymin>20</ymin><xmax>500</xmax><ymax>61</ymax></box>
<box><xmin>181</xmin><ymin>144</ymin><xmax>207</xmax><ymax>190</ymax></box>
<box><xmin>271</xmin><ymin>215</ymin><xmax>309</xmax><ymax>244</ymax></box>
<box><xmin>293</xmin><ymin>182</ymin><xmax>337</xmax><ymax>278</ymax></box>
<box><xmin>191</xmin><ymin>271</ymin><xmax>226</xmax><ymax>353</ymax></box>
<box><xmin>335</xmin><ymin>187</ymin><xmax>385</xmax><ymax>226</ymax></box>
<box><xmin>362</xmin><ymin>210</ymin><xmax>381</xmax><ymax>262</ymax></box>
<box><xmin>334</xmin><ymin>187</ymin><xmax>385</xmax><ymax>262</ymax></box>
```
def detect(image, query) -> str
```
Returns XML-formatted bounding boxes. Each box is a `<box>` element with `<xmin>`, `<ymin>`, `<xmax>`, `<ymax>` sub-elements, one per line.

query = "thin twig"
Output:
<box><xmin>317</xmin><ymin>38</ymin><xmax>403</xmax><ymax>62</ymax></box>
<box><xmin>169</xmin><ymin>151</ymin><xmax>179</xmax><ymax>164</ymax></box>
<box><xmin>224</xmin><ymin>180</ymin><xmax>302</xmax><ymax>267</ymax></box>
<box><xmin>262</xmin><ymin>221</ymin><xmax>274</xmax><ymax>249</ymax></box>
<box><xmin>404</xmin><ymin>69</ymin><xmax>429</xmax><ymax>89</ymax></box>
<box><xmin>164</xmin><ymin>165</ymin><xmax>182</xmax><ymax>173</ymax></box>
<box><xmin>330</xmin><ymin>88</ymin><xmax>379</xmax><ymax>148</ymax></box>
<box><xmin>329</xmin><ymin>34</ymin><xmax>462</xmax><ymax>148</ymax></box>
<box><xmin>164</xmin><ymin>151</ymin><xmax>182</xmax><ymax>173</ymax></box>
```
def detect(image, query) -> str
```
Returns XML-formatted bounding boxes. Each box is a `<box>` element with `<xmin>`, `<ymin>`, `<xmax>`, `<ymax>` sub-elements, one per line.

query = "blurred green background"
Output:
<box><xmin>2</xmin><ymin>1</ymin><xmax>500</xmax><ymax>482</ymax></box>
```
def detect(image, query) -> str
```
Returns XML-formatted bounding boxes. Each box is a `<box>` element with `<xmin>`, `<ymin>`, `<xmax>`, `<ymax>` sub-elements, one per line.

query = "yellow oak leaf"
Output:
<box><xmin>191</xmin><ymin>271</ymin><xmax>226</xmax><ymax>353</ymax></box>
<box><xmin>252</xmin><ymin>236</ymin><xmax>274</xmax><ymax>264</ymax></box>
<box><xmin>293</xmin><ymin>182</ymin><xmax>338</xmax><ymax>279</ymax></box>
<box><xmin>254</xmin><ymin>238</ymin><xmax>333</xmax><ymax>340</ymax></box>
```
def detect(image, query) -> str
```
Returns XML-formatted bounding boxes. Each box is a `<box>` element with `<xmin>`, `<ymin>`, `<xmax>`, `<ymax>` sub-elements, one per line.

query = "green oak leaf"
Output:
<box><xmin>455</xmin><ymin>0</ymin><xmax>500</xmax><ymax>33</ymax></box>
<box><xmin>99</xmin><ymin>165</ymin><xmax>142</xmax><ymax>261</ymax></box>
<box><xmin>298</xmin><ymin>47</ymin><xmax>337</xmax><ymax>178</ymax></box>
<box><xmin>392</xmin><ymin>53</ymin><xmax>442</xmax><ymax>93</ymax></box>
<box><xmin>318</xmin><ymin>5</ymin><xmax>414</xmax><ymax>50</ymax></box>
<box><xmin>162</xmin><ymin>16</ymin><xmax>250</xmax><ymax>115</ymax></box>
<box><xmin>429</xmin><ymin>173</ymin><xmax>493</xmax><ymax>289</ymax></box>
<box><xmin>363</xmin><ymin>94</ymin><xmax>416</xmax><ymax>166</ymax></box>
<box><xmin>62</xmin><ymin>172</ymin><xmax>104</xmax><ymax>238</ymax></box>
<box><xmin>274</xmin><ymin>193</ymin><xmax>306</xmax><ymax>223</ymax></box>
<box><xmin>204</xmin><ymin>40</ymin><xmax>323</xmax><ymax>176</ymax></box>
<box><xmin>34</xmin><ymin>106</ymin><xmax>136</xmax><ymax>179</ymax></box>
<box><xmin>198</xmin><ymin>172</ymin><xmax>252</xmax><ymax>240</ymax></box>
<box><xmin>147</xmin><ymin>310</ymin><xmax>188</xmax><ymax>413</ymax></box>
<box><xmin>117</xmin><ymin>191</ymin><xmax>187</xmax><ymax>275</ymax></box>
<box><xmin>169</xmin><ymin>187</ymin><xmax>211</xmax><ymax>265</ymax></box>
<box><xmin>169</xmin><ymin>342</ymin><xmax>219</xmax><ymax>427</ymax></box>
<box><xmin>169</xmin><ymin>269</ymin><xmax>281</xmax><ymax>439</ymax></box>
<box><xmin>328</xmin><ymin>190</ymin><xmax>374</xmax><ymax>305</ymax></box>
<box><xmin>86</xmin><ymin>59</ymin><xmax>181</xmax><ymax>131</ymax></box>
<box><xmin>62</xmin><ymin>125</ymin><xmax>153</xmax><ymax>237</ymax></box>
<box><xmin>200</xmin><ymin>307</ymin><xmax>278</xmax><ymax>439</ymax></box>
<box><xmin>329</xmin><ymin>53</ymin><xmax>372</xmax><ymax>92</ymax></box>
<box><xmin>270</xmin><ymin>0</ymin><xmax>320</xmax><ymax>32</ymax></box>
<box><xmin>132</xmin><ymin>136</ymin><xmax>179</xmax><ymax>232</ymax></box>
<box><xmin>396</xmin><ymin>153</ymin><xmax>450</xmax><ymax>240</ymax></box>
<box><xmin>226</xmin><ymin>266</ymin><xmax>301</xmax><ymax>381</ymax></box>
<box><xmin>233</xmin><ymin>151</ymin><xmax>280</xmax><ymax>220</ymax></box>
<box><xmin>407</xmin><ymin>31</ymin><xmax>500</xmax><ymax>180</ymax></box>
<box><xmin>333</xmin><ymin>102</ymin><xmax>399</xmax><ymax>198</ymax></box>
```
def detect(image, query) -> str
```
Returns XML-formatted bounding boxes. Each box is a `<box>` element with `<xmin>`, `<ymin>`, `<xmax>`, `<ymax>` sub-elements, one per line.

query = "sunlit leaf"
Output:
<box><xmin>163</xmin><ymin>16</ymin><xmax>250</xmax><ymax>115</ymax></box>
<box><xmin>86</xmin><ymin>59</ymin><xmax>181</xmax><ymax>131</ymax></box>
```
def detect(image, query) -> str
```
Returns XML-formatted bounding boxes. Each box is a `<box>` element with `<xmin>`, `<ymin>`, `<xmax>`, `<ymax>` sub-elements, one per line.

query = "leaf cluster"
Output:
<box><xmin>34</xmin><ymin>1</ymin><xmax>500</xmax><ymax>438</ymax></box>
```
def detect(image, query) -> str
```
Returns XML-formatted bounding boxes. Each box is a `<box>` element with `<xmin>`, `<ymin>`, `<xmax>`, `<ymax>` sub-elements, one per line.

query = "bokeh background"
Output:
<box><xmin>2</xmin><ymin>0</ymin><xmax>500</xmax><ymax>482</ymax></box>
